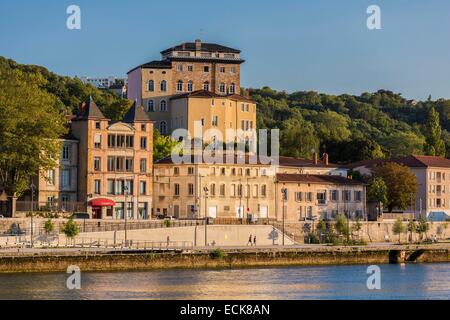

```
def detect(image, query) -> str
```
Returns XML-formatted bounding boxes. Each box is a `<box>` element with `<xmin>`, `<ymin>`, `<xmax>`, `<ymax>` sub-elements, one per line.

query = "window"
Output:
<box><xmin>261</xmin><ymin>185</ymin><xmax>267</xmax><ymax>197</ymax></box>
<box><xmin>203</xmin><ymin>81</ymin><xmax>210</xmax><ymax>91</ymax></box>
<box><xmin>188</xmin><ymin>65</ymin><xmax>193</xmax><ymax>72</ymax></box>
<box><xmin>188</xmin><ymin>183</ymin><xmax>194</xmax><ymax>196</ymax></box>
<box><xmin>94</xmin><ymin>134</ymin><xmax>102</xmax><ymax>148</ymax></box>
<box><xmin>295</xmin><ymin>192</ymin><xmax>303</xmax><ymax>202</ymax></box>
<box><xmin>220</xmin><ymin>67</ymin><xmax>225</xmax><ymax>73</ymax></box>
<box><xmin>148</xmin><ymin>80</ymin><xmax>154</xmax><ymax>92</ymax></box>
<box><xmin>46</xmin><ymin>170</ymin><xmax>55</xmax><ymax>185</ymax></box>
<box><xmin>61</xmin><ymin>169</ymin><xmax>70</xmax><ymax>187</ymax></box>
<box><xmin>188</xmin><ymin>167</ymin><xmax>194</xmax><ymax>175</ymax></box>
<box><xmin>187</xmin><ymin>81</ymin><xmax>193</xmax><ymax>92</ymax></box>
<box><xmin>343</xmin><ymin>190</ymin><xmax>351</xmax><ymax>201</ymax></box>
<box><xmin>174</xmin><ymin>184</ymin><xmax>180</xmax><ymax>196</ymax></box>
<box><xmin>176</xmin><ymin>80</ymin><xmax>183</xmax><ymax>92</ymax></box>
<box><xmin>94</xmin><ymin>157</ymin><xmax>101</xmax><ymax>171</ymax></box>
<box><xmin>331</xmin><ymin>190</ymin><xmax>339</xmax><ymax>201</ymax></box>
<box><xmin>354</xmin><ymin>191</ymin><xmax>362</xmax><ymax>202</ymax></box>
<box><xmin>160</xmin><ymin>80</ymin><xmax>167</xmax><ymax>92</ymax></box>
<box><xmin>203</xmin><ymin>66</ymin><xmax>210</xmax><ymax>72</ymax></box>
<box><xmin>139</xmin><ymin>181</ymin><xmax>147</xmax><ymax>195</ymax></box>
<box><xmin>141</xmin><ymin>124</ymin><xmax>146</xmax><ymax>132</ymax></box>
<box><xmin>160</xmin><ymin>100</ymin><xmax>167</xmax><ymax>112</ymax></box>
<box><xmin>148</xmin><ymin>100</ymin><xmax>155</xmax><ymax>112</ymax></box>
<box><xmin>140</xmin><ymin>159</ymin><xmax>147</xmax><ymax>173</ymax></box>
<box><xmin>231</xmin><ymin>184</ymin><xmax>236</xmax><ymax>197</ymax></box>
<box><xmin>231</xmin><ymin>168</ymin><xmax>236</xmax><ymax>176</ymax></box>
<box><xmin>159</xmin><ymin>121</ymin><xmax>167</xmax><ymax>135</ymax></box>
<box><xmin>212</xmin><ymin>116</ymin><xmax>219</xmax><ymax>126</ymax></box>
<box><xmin>253</xmin><ymin>184</ymin><xmax>259</xmax><ymax>197</ymax></box>
<box><xmin>230</xmin><ymin>67</ymin><xmax>236</xmax><ymax>74</ymax></box>
<box><xmin>174</xmin><ymin>167</ymin><xmax>180</xmax><ymax>175</ymax></box>
<box><xmin>210</xmin><ymin>184</ymin><xmax>216</xmax><ymax>197</ymax></box>
<box><xmin>94</xmin><ymin>180</ymin><xmax>101</xmax><ymax>195</ymax></box>
<box><xmin>246</xmin><ymin>168</ymin><xmax>251</xmax><ymax>176</ymax></box>
<box><xmin>62</xmin><ymin>145</ymin><xmax>70</xmax><ymax>161</ymax></box>
<box><xmin>237</xmin><ymin>184</ymin><xmax>243</xmax><ymax>197</ymax></box>
<box><xmin>177</xmin><ymin>64</ymin><xmax>183</xmax><ymax>72</ymax></box>
<box><xmin>229</xmin><ymin>83</ymin><xmax>236</xmax><ymax>94</ymax></box>
<box><xmin>107</xmin><ymin>179</ymin><xmax>114</xmax><ymax>195</ymax></box>
<box><xmin>317</xmin><ymin>191</ymin><xmax>326</xmax><ymax>205</ymax></box>
<box><xmin>95</xmin><ymin>122</ymin><xmax>101</xmax><ymax>129</ymax></box>
<box><xmin>125</xmin><ymin>158</ymin><xmax>134</xmax><ymax>172</ymax></box>
<box><xmin>140</xmin><ymin>137</ymin><xmax>147</xmax><ymax>150</ymax></box>
<box><xmin>220</xmin><ymin>184</ymin><xmax>225</xmax><ymax>196</ymax></box>
<box><xmin>221</xmin><ymin>168</ymin><xmax>226</xmax><ymax>175</ymax></box>
<box><xmin>219</xmin><ymin>83</ymin><xmax>226</xmax><ymax>93</ymax></box>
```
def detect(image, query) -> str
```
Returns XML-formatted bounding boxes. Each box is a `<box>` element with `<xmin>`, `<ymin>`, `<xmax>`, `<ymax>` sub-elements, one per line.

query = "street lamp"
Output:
<box><xmin>281</xmin><ymin>188</ymin><xmax>288</xmax><ymax>246</ymax></box>
<box><xmin>30</xmin><ymin>182</ymin><xmax>36</xmax><ymax>248</ymax></box>
<box><xmin>203</xmin><ymin>186</ymin><xmax>209</xmax><ymax>246</ymax></box>
<box><xmin>123</xmin><ymin>184</ymin><xmax>129</xmax><ymax>246</ymax></box>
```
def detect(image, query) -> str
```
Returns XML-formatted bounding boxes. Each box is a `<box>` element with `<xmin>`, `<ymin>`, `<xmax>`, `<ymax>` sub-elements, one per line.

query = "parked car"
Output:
<box><xmin>70</xmin><ymin>212</ymin><xmax>90</xmax><ymax>220</ymax></box>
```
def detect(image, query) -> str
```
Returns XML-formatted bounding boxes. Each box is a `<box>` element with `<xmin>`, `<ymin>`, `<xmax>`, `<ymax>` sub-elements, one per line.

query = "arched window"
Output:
<box><xmin>147</xmin><ymin>80</ymin><xmax>154</xmax><ymax>92</ymax></box>
<box><xmin>160</xmin><ymin>100</ymin><xmax>167</xmax><ymax>112</ymax></box>
<box><xmin>229</xmin><ymin>83</ymin><xmax>236</xmax><ymax>94</ymax></box>
<box><xmin>219</xmin><ymin>83</ymin><xmax>226</xmax><ymax>94</ymax></box>
<box><xmin>159</xmin><ymin>121</ymin><xmax>167</xmax><ymax>135</ymax></box>
<box><xmin>187</xmin><ymin>81</ymin><xmax>193</xmax><ymax>92</ymax></box>
<box><xmin>176</xmin><ymin>80</ymin><xmax>183</xmax><ymax>92</ymax></box>
<box><xmin>147</xmin><ymin>100</ymin><xmax>155</xmax><ymax>112</ymax></box>
<box><xmin>203</xmin><ymin>81</ymin><xmax>210</xmax><ymax>91</ymax></box>
<box><xmin>160</xmin><ymin>80</ymin><xmax>167</xmax><ymax>92</ymax></box>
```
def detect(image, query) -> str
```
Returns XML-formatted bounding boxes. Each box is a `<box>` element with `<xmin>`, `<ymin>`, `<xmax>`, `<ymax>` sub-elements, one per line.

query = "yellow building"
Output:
<box><xmin>127</xmin><ymin>40</ymin><xmax>254</xmax><ymax>141</ymax></box>
<box><xmin>70</xmin><ymin>97</ymin><xmax>154</xmax><ymax>220</ymax></box>
<box><xmin>153</xmin><ymin>153</ymin><xmax>351</xmax><ymax>221</ymax></box>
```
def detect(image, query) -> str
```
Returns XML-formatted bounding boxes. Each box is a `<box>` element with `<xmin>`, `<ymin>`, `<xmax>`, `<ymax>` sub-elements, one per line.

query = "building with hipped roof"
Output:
<box><xmin>127</xmin><ymin>40</ymin><xmax>255</xmax><ymax>142</ymax></box>
<box><xmin>347</xmin><ymin>155</ymin><xmax>450</xmax><ymax>218</ymax></box>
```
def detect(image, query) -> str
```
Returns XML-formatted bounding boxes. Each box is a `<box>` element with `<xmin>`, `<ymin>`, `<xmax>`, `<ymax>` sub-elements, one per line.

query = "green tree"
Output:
<box><xmin>44</xmin><ymin>218</ymin><xmax>55</xmax><ymax>234</ymax></box>
<box><xmin>280</xmin><ymin>118</ymin><xmax>319</xmax><ymax>159</ymax></box>
<box><xmin>335</xmin><ymin>214</ymin><xmax>350</xmax><ymax>240</ymax></box>
<box><xmin>367</xmin><ymin>177</ymin><xmax>388</xmax><ymax>209</ymax></box>
<box><xmin>416</xmin><ymin>216</ymin><xmax>430</xmax><ymax>241</ymax></box>
<box><xmin>407</xmin><ymin>219</ymin><xmax>416</xmax><ymax>243</ymax></box>
<box><xmin>153</xmin><ymin>130</ymin><xmax>180</xmax><ymax>161</ymax></box>
<box><xmin>62</xmin><ymin>218</ymin><xmax>79</xmax><ymax>239</ymax></box>
<box><xmin>392</xmin><ymin>218</ymin><xmax>405</xmax><ymax>244</ymax></box>
<box><xmin>372</xmin><ymin>163</ymin><xmax>418</xmax><ymax>212</ymax></box>
<box><xmin>0</xmin><ymin>66</ymin><xmax>67</xmax><ymax>199</ymax></box>
<box><xmin>424</xmin><ymin>107</ymin><xmax>446</xmax><ymax>156</ymax></box>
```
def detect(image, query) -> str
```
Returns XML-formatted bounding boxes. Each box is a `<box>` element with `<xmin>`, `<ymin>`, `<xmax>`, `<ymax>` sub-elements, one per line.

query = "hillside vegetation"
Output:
<box><xmin>251</xmin><ymin>87</ymin><xmax>449</xmax><ymax>163</ymax></box>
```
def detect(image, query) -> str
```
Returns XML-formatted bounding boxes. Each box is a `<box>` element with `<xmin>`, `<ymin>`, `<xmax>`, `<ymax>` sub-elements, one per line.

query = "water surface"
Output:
<box><xmin>0</xmin><ymin>263</ymin><xmax>449</xmax><ymax>300</ymax></box>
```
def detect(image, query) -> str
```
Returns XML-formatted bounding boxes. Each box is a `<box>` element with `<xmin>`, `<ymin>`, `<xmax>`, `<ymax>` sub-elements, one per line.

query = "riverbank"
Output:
<box><xmin>0</xmin><ymin>245</ymin><xmax>449</xmax><ymax>273</ymax></box>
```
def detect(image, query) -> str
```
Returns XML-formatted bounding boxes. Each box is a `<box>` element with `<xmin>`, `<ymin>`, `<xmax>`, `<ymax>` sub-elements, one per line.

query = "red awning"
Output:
<box><xmin>89</xmin><ymin>198</ymin><xmax>116</xmax><ymax>207</ymax></box>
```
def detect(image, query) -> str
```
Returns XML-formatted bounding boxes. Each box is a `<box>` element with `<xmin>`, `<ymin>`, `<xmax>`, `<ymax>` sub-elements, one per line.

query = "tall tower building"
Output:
<box><xmin>127</xmin><ymin>40</ymin><xmax>255</xmax><ymax>142</ymax></box>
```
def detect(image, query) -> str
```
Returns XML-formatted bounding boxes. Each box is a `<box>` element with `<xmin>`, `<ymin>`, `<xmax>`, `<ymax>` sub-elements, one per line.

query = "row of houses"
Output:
<box><xmin>2</xmin><ymin>39</ymin><xmax>450</xmax><ymax>221</ymax></box>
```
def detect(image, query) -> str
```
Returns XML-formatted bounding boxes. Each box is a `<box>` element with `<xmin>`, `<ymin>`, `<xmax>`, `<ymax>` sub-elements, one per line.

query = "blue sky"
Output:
<box><xmin>1</xmin><ymin>0</ymin><xmax>450</xmax><ymax>100</ymax></box>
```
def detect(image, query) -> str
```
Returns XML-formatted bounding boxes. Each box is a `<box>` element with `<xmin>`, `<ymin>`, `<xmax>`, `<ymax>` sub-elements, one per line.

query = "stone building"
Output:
<box><xmin>348</xmin><ymin>155</ymin><xmax>450</xmax><ymax>219</ymax></box>
<box><xmin>127</xmin><ymin>40</ymin><xmax>254</xmax><ymax>141</ymax></box>
<box><xmin>152</xmin><ymin>152</ymin><xmax>352</xmax><ymax>221</ymax></box>
<box><xmin>275</xmin><ymin>174</ymin><xmax>366</xmax><ymax>222</ymax></box>
<box><xmin>69</xmin><ymin>97</ymin><xmax>154</xmax><ymax>220</ymax></box>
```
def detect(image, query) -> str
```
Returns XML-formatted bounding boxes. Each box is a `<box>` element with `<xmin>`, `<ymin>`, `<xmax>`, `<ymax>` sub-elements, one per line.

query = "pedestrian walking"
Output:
<box><xmin>167</xmin><ymin>236</ymin><xmax>170</xmax><ymax>247</ymax></box>
<box><xmin>253</xmin><ymin>235</ymin><xmax>257</xmax><ymax>246</ymax></box>
<box><xmin>247</xmin><ymin>234</ymin><xmax>252</xmax><ymax>246</ymax></box>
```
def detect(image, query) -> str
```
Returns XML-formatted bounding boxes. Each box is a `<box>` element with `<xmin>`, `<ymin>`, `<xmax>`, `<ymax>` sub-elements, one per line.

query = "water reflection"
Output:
<box><xmin>0</xmin><ymin>264</ymin><xmax>449</xmax><ymax>300</ymax></box>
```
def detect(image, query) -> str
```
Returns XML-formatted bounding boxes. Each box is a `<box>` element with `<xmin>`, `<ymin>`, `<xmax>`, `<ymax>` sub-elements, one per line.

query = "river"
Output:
<box><xmin>0</xmin><ymin>263</ymin><xmax>449</xmax><ymax>300</ymax></box>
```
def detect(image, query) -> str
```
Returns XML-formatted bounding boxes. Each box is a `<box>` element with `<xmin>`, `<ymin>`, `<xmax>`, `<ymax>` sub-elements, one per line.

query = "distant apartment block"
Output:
<box><xmin>79</xmin><ymin>76</ymin><xmax>127</xmax><ymax>89</ymax></box>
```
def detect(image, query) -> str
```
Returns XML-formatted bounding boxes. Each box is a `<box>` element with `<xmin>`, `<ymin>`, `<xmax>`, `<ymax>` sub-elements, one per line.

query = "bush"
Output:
<box><xmin>210</xmin><ymin>248</ymin><xmax>227</xmax><ymax>259</ymax></box>
<box><xmin>62</xmin><ymin>218</ymin><xmax>79</xmax><ymax>239</ymax></box>
<box><xmin>164</xmin><ymin>220</ymin><xmax>172</xmax><ymax>228</ymax></box>
<box><xmin>44</xmin><ymin>218</ymin><xmax>54</xmax><ymax>234</ymax></box>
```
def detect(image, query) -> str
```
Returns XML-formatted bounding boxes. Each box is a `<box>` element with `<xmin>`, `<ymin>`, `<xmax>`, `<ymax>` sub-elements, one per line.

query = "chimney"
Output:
<box><xmin>313</xmin><ymin>152</ymin><xmax>318</xmax><ymax>165</ymax></box>
<box><xmin>323</xmin><ymin>153</ymin><xmax>329</xmax><ymax>166</ymax></box>
<box><xmin>195</xmin><ymin>39</ymin><xmax>202</xmax><ymax>51</ymax></box>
